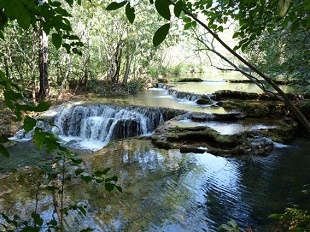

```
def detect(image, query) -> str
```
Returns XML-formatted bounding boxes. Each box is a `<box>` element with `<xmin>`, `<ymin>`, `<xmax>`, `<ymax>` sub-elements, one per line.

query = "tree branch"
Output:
<box><xmin>167</xmin><ymin>0</ymin><xmax>310</xmax><ymax>133</ymax></box>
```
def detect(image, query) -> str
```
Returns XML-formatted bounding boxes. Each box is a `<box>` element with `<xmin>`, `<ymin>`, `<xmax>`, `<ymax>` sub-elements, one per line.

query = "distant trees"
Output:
<box><xmin>0</xmin><ymin>0</ymin><xmax>309</xmax><ymax>128</ymax></box>
<box><xmin>106</xmin><ymin>0</ymin><xmax>310</xmax><ymax>132</ymax></box>
<box><xmin>0</xmin><ymin>0</ymin><xmax>183</xmax><ymax>99</ymax></box>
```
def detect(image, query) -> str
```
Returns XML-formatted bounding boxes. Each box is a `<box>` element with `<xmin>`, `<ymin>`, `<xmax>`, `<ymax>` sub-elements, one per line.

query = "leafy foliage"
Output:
<box><xmin>0</xmin><ymin>2</ymin><xmax>124</xmax><ymax>230</ymax></box>
<box><xmin>269</xmin><ymin>208</ymin><xmax>310</xmax><ymax>231</ymax></box>
<box><xmin>186</xmin><ymin>0</ymin><xmax>310</xmax><ymax>50</ymax></box>
<box><xmin>0</xmin><ymin>0</ymin><xmax>83</xmax><ymax>53</ymax></box>
<box><xmin>218</xmin><ymin>219</ymin><xmax>240</xmax><ymax>232</ymax></box>
<box><xmin>269</xmin><ymin>185</ymin><xmax>310</xmax><ymax>231</ymax></box>
<box><xmin>245</xmin><ymin>25</ymin><xmax>310</xmax><ymax>91</ymax></box>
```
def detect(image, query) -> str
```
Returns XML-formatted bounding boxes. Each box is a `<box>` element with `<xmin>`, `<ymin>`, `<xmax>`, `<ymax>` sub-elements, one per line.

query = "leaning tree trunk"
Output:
<box><xmin>171</xmin><ymin>0</ymin><xmax>310</xmax><ymax>133</ymax></box>
<box><xmin>38</xmin><ymin>27</ymin><xmax>49</xmax><ymax>101</ymax></box>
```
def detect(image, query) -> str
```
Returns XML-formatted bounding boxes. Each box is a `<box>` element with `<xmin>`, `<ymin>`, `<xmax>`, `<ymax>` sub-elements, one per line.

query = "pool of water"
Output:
<box><xmin>1</xmin><ymin>138</ymin><xmax>309</xmax><ymax>231</ymax></box>
<box><xmin>70</xmin><ymin>138</ymin><xmax>310</xmax><ymax>231</ymax></box>
<box><xmin>2</xmin><ymin>72</ymin><xmax>309</xmax><ymax>231</ymax></box>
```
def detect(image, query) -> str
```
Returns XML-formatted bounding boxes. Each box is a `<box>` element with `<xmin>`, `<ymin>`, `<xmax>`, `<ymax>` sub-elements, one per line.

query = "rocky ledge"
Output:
<box><xmin>151</xmin><ymin>112</ymin><xmax>298</xmax><ymax>157</ymax></box>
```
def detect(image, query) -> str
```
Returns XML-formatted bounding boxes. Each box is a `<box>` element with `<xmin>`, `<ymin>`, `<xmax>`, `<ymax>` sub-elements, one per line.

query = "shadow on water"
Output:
<box><xmin>83</xmin><ymin>140</ymin><xmax>310</xmax><ymax>231</ymax></box>
<box><xmin>65</xmin><ymin>138</ymin><xmax>310</xmax><ymax>231</ymax></box>
<box><xmin>1</xmin><ymin>132</ymin><xmax>310</xmax><ymax>231</ymax></box>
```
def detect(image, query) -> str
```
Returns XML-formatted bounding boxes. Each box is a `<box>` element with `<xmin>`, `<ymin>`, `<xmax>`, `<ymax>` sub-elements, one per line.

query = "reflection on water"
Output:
<box><xmin>95</xmin><ymin>88</ymin><xmax>227</xmax><ymax>114</ymax></box>
<box><xmin>173</xmin><ymin>81</ymin><xmax>264</xmax><ymax>94</ymax></box>
<box><xmin>170</xmin><ymin>118</ymin><xmax>278</xmax><ymax>135</ymax></box>
<box><xmin>172</xmin><ymin>72</ymin><xmax>301</xmax><ymax>94</ymax></box>
<box><xmin>64</xmin><ymin>138</ymin><xmax>310</xmax><ymax>231</ymax></box>
<box><xmin>1</xmin><ymin>131</ymin><xmax>310</xmax><ymax>231</ymax></box>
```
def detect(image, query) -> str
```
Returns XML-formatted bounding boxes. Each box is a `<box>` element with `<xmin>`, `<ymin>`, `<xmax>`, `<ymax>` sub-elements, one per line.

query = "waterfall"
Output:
<box><xmin>168</xmin><ymin>89</ymin><xmax>201</xmax><ymax>101</ymax></box>
<box><xmin>12</xmin><ymin>103</ymin><xmax>167</xmax><ymax>151</ymax></box>
<box><xmin>50</xmin><ymin>104</ymin><xmax>165</xmax><ymax>150</ymax></box>
<box><xmin>156</xmin><ymin>83</ymin><xmax>215</xmax><ymax>104</ymax></box>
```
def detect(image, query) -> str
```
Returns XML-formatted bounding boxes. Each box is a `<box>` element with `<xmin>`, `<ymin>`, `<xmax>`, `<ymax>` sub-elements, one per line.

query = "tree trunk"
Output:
<box><xmin>38</xmin><ymin>27</ymin><xmax>49</xmax><ymax>101</ymax></box>
<box><xmin>57</xmin><ymin>55</ymin><xmax>71</xmax><ymax>100</ymax></box>
<box><xmin>108</xmin><ymin>40</ymin><xmax>123</xmax><ymax>83</ymax></box>
<box><xmin>123</xmin><ymin>52</ymin><xmax>132</xmax><ymax>84</ymax></box>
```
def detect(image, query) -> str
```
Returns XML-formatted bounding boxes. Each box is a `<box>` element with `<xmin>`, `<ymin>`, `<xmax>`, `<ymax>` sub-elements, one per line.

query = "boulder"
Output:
<box><xmin>196</xmin><ymin>95</ymin><xmax>213</xmax><ymax>105</ymax></box>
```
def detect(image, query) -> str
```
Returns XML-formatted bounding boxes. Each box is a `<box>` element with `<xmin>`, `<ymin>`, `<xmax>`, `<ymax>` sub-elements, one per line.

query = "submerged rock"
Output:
<box><xmin>249</xmin><ymin>138</ymin><xmax>274</xmax><ymax>156</ymax></box>
<box><xmin>196</xmin><ymin>95</ymin><xmax>213</xmax><ymax>105</ymax></box>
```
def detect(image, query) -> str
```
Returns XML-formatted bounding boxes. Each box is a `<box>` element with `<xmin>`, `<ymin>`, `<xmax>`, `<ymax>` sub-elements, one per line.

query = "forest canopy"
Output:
<box><xmin>0</xmin><ymin>0</ymin><xmax>309</xmax><ymax>129</ymax></box>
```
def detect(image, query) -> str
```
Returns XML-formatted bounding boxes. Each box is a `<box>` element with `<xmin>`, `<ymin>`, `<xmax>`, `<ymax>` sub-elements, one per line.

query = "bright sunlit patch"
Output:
<box><xmin>148</xmin><ymin>88</ymin><xmax>166</xmax><ymax>91</ymax></box>
<box><xmin>251</xmin><ymin>124</ymin><xmax>277</xmax><ymax>130</ymax></box>
<box><xmin>273</xmin><ymin>142</ymin><xmax>290</xmax><ymax>148</ymax></box>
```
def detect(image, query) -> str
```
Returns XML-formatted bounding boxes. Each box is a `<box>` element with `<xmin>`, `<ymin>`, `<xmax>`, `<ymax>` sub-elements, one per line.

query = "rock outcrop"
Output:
<box><xmin>151</xmin><ymin>112</ymin><xmax>298</xmax><ymax>157</ymax></box>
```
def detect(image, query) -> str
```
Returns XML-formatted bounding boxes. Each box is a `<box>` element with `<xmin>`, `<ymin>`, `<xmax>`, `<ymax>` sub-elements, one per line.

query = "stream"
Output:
<box><xmin>1</xmin><ymin>73</ymin><xmax>310</xmax><ymax>231</ymax></box>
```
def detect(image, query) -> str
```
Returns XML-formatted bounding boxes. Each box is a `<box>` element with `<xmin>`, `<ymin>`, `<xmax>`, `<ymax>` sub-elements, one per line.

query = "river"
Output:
<box><xmin>1</xmin><ymin>73</ymin><xmax>310</xmax><ymax>231</ymax></box>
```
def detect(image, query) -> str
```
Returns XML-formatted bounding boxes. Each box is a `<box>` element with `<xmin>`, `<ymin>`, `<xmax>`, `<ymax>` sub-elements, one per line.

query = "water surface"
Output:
<box><xmin>70</xmin><ymin>138</ymin><xmax>310</xmax><ymax>231</ymax></box>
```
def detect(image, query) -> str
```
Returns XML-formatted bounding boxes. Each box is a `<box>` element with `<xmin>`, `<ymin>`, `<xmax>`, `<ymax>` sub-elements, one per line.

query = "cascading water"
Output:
<box><xmin>157</xmin><ymin>83</ymin><xmax>216</xmax><ymax>105</ymax></box>
<box><xmin>51</xmin><ymin>104</ymin><xmax>165</xmax><ymax>150</ymax></box>
<box><xmin>12</xmin><ymin>103</ymin><xmax>167</xmax><ymax>151</ymax></box>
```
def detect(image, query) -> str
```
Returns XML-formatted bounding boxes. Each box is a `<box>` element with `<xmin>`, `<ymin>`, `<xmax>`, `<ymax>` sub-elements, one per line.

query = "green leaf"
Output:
<box><xmin>106</xmin><ymin>1</ymin><xmax>127</xmax><ymax>11</ymax></box>
<box><xmin>33</xmin><ymin>128</ymin><xmax>45</xmax><ymax>149</ymax></box>
<box><xmin>0</xmin><ymin>136</ymin><xmax>9</xmax><ymax>143</ymax></box>
<box><xmin>155</xmin><ymin>0</ymin><xmax>171</xmax><ymax>20</ymax></box>
<box><xmin>184</xmin><ymin>22</ymin><xmax>192</xmax><ymax>30</ymax></box>
<box><xmin>228</xmin><ymin>219</ymin><xmax>238</xmax><ymax>228</ymax></box>
<box><xmin>49</xmin><ymin>1</ymin><xmax>62</xmax><ymax>7</ymax></box>
<box><xmin>291</xmin><ymin>19</ymin><xmax>300</xmax><ymax>33</ymax></box>
<box><xmin>0</xmin><ymin>144</ymin><xmax>10</xmax><ymax>158</ymax></box>
<box><xmin>31</xmin><ymin>212</ymin><xmax>43</xmax><ymax>226</ymax></box>
<box><xmin>80</xmin><ymin>228</ymin><xmax>93</xmax><ymax>232</ymax></box>
<box><xmin>24</xmin><ymin>116</ymin><xmax>37</xmax><ymax>133</ymax></box>
<box><xmin>35</xmin><ymin>101</ymin><xmax>51</xmax><ymax>112</ymax></box>
<box><xmin>153</xmin><ymin>23</ymin><xmax>170</xmax><ymax>46</ymax></box>
<box><xmin>0</xmin><ymin>31</ymin><xmax>4</xmax><ymax>40</ymax></box>
<box><xmin>116</xmin><ymin>185</ymin><xmax>123</xmax><ymax>192</ymax></box>
<box><xmin>106</xmin><ymin>175</ymin><xmax>118</xmax><ymax>182</ymax></box>
<box><xmin>75</xmin><ymin>168</ymin><xmax>84</xmax><ymax>176</ymax></box>
<box><xmin>125</xmin><ymin>3</ymin><xmax>135</xmax><ymax>23</ymax></box>
<box><xmin>174</xmin><ymin>1</ymin><xmax>184</xmax><ymax>18</ymax></box>
<box><xmin>71</xmin><ymin>158</ymin><xmax>83</xmax><ymax>164</ymax></box>
<box><xmin>52</xmin><ymin>33</ymin><xmax>62</xmax><ymax>49</ymax></box>
<box><xmin>278</xmin><ymin>0</ymin><xmax>291</xmax><ymax>17</ymax></box>
<box><xmin>81</xmin><ymin>175</ymin><xmax>93</xmax><ymax>183</ymax></box>
<box><xmin>105</xmin><ymin>183</ymin><xmax>115</xmax><ymax>192</ymax></box>
<box><xmin>218</xmin><ymin>224</ymin><xmax>233</xmax><ymax>230</ymax></box>
<box><xmin>77</xmin><ymin>205</ymin><xmax>87</xmax><ymax>216</ymax></box>
<box><xmin>183</xmin><ymin>17</ymin><xmax>191</xmax><ymax>23</ymax></box>
<box><xmin>94</xmin><ymin>168</ymin><xmax>111</xmax><ymax>176</ymax></box>
<box><xmin>47</xmin><ymin>219</ymin><xmax>57</xmax><ymax>227</ymax></box>
<box><xmin>3</xmin><ymin>0</ymin><xmax>31</xmax><ymax>30</ymax></box>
